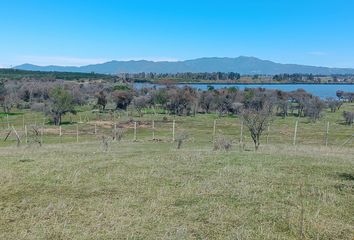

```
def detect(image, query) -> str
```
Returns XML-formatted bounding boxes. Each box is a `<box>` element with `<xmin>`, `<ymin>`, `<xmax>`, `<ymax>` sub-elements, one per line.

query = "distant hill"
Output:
<box><xmin>14</xmin><ymin>56</ymin><xmax>354</xmax><ymax>75</ymax></box>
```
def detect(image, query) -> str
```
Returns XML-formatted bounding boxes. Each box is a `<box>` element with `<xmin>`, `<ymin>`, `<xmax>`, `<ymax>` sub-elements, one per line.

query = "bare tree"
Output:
<box><xmin>304</xmin><ymin>97</ymin><xmax>325</xmax><ymax>122</ymax></box>
<box><xmin>343</xmin><ymin>111</ymin><xmax>354</xmax><ymax>125</ymax></box>
<box><xmin>199</xmin><ymin>91</ymin><xmax>214</xmax><ymax>113</ymax></box>
<box><xmin>241</xmin><ymin>103</ymin><xmax>273</xmax><ymax>151</ymax></box>
<box><xmin>96</xmin><ymin>91</ymin><xmax>107</xmax><ymax>111</ymax></box>
<box><xmin>326</xmin><ymin>97</ymin><xmax>342</xmax><ymax>112</ymax></box>
<box><xmin>132</xmin><ymin>95</ymin><xmax>150</xmax><ymax>116</ymax></box>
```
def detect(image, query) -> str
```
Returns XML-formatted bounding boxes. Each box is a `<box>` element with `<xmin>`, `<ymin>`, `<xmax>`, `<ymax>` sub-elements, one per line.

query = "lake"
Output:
<box><xmin>134</xmin><ymin>83</ymin><xmax>354</xmax><ymax>98</ymax></box>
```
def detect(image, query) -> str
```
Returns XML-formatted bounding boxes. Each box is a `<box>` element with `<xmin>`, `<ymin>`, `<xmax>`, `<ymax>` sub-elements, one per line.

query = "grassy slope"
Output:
<box><xmin>0</xmin><ymin>141</ymin><xmax>353</xmax><ymax>239</ymax></box>
<box><xmin>0</xmin><ymin>104</ymin><xmax>353</xmax><ymax>239</ymax></box>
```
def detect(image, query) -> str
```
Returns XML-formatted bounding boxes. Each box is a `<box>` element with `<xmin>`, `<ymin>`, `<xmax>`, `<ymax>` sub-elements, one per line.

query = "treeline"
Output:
<box><xmin>122</xmin><ymin>72</ymin><xmax>354</xmax><ymax>83</ymax></box>
<box><xmin>272</xmin><ymin>73</ymin><xmax>354</xmax><ymax>83</ymax></box>
<box><xmin>273</xmin><ymin>74</ymin><xmax>320</xmax><ymax>82</ymax></box>
<box><xmin>1</xmin><ymin>79</ymin><xmax>353</xmax><ymax>148</ymax></box>
<box><xmin>1</xmin><ymin>78</ymin><xmax>353</xmax><ymax>122</ymax></box>
<box><xmin>121</xmin><ymin>72</ymin><xmax>241</xmax><ymax>81</ymax></box>
<box><xmin>0</xmin><ymin>69</ymin><xmax>117</xmax><ymax>81</ymax></box>
<box><xmin>1</xmin><ymin>68</ymin><xmax>354</xmax><ymax>83</ymax></box>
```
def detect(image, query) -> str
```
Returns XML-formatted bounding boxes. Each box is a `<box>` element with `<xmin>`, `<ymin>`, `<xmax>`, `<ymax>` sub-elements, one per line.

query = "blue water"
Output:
<box><xmin>134</xmin><ymin>83</ymin><xmax>354</xmax><ymax>98</ymax></box>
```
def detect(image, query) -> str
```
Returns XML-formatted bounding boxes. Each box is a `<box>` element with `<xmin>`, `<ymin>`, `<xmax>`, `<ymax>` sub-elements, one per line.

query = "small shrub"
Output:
<box><xmin>175</xmin><ymin>132</ymin><xmax>188</xmax><ymax>149</ymax></box>
<box><xmin>30</xmin><ymin>102</ymin><xmax>45</xmax><ymax>112</ymax></box>
<box><xmin>343</xmin><ymin>111</ymin><xmax>354</xmax><ymax>125</ymax></box>
<box><xmin>115</xmin><ymin>128</ymin><xmax>126</xmax><ymax>141</ymax></box>
<box><xmin>101</xmin><ymin>136</ymin><xmax>109</xmax><ymax>152</ymax></box>
<box><xmin>27</xmin><ymin>126</ymin><xmax>42</xmax><ymax>147</ymax></box>
<box><xmin>213</xmin><ymin>135</ymin><xmax>232</xmax><ymax>151</ymax></box>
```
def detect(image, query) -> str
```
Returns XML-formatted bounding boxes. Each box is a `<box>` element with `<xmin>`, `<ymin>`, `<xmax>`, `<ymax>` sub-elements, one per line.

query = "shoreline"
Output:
<box><xmin>134</xmin><ymin>81</ymin><xmax>354</xmax><ymax>85</ymax></box>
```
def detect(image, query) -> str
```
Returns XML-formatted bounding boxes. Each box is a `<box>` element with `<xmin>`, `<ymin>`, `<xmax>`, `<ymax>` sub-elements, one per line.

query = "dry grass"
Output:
<box><xmin>0</xmin><ymin>141</ymin><xmax>353</xmax><ymax>239</ymax></box>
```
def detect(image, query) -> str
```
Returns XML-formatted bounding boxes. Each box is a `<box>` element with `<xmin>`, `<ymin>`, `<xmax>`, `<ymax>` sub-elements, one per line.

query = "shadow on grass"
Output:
<box><xmin>337</xmin><ymin>173</ymin><xmax>354</xmax><ymax>181</ymax></box>
<box><xmin>19</xmin><ymin>159</ymin><xmax>34</xmax><ymax>163</ymax></box>
<box><xmin>46</xmin><ymin>121</ymin><xmax>77</xmax><ymax>126</ymax></box>
<box><xmin>0</xmin><ymin>112</ymin><xmax>24</xmax><ymax>117</ymax></box>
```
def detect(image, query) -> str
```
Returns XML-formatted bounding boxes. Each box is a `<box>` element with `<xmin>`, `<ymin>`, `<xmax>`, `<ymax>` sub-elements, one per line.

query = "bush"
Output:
<box><xmin>114</xmin><ymin>128</ymin><xmax>126</xmax><ymax>141</ymax></box>
<box><xmin>30</xmin><ymin>102</ymin><xmax>45</xmax><ymax>112</ymax></box>
<box><xmin>343</xmin><ymin>111</ymin><xmax>354</xmax><ymax>125</ymax></box>
<box><xmin>175</xmin><ymin>132</ymin><xmax>188</xmax><ymax>149</ymax></box>
<box><xmin>213</xmin><ymin>135</ymin><xmax>232</xmax><ymax>151</ymax></box>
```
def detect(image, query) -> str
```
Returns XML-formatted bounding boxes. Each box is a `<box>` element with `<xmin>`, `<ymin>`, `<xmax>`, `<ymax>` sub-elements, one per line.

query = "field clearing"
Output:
<box><xmin>0</xmin><ymin>102</ymin><xmax>353</xmax><ymax>148</ymax></box>
<box><xmin>0</xmin><ymin>140</ymin><xmax>353</xmax><ymax>239</ymax></box>
<box><xmin>0</xmin><ymin>104</ymin><xmax>353</xmax><ymax>239</ymax></box>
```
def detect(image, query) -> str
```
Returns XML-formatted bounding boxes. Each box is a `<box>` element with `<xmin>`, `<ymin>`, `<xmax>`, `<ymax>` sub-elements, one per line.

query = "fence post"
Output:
<box><xmin>7</xmin><ymin>114</ymin><xmax>10</xmax><ymax>129</ymax></box>
<box><xmin>59</xmin><ymin>126</ymin><xmax>62</xmax><ymax>143</ymax></box>
<box><xmin>12</xmin><ymin>126</ymin><xmax>21</xmax><ymax>147</ymax></box>
<box><xmin>94</xmin><ymin>123</ymin><xmax>97</xmax><ymax>135</ymax></box>
<box><xmin>240</xmin><ymin>120</ymin><xmax>244</xmax><ymax>146</ymax></box>
<box><xmin>114</xmin><ymin>123</ymin><xmax>117</xmax><ymax>141</ymax></box>
<box><xmin>152</xmin><ymin>120</ymin><xmax>155</xmax><ymax>140</ymax></box>
<box><xmin>325</xmin><ymin>121</ymin><xmax>329</xmax><ymax>147</ymax></box>
<box><xmin>76</xmin><ymin>124</ymin><xmax>79</xmax><ymax>143</ymax></box>
<box><xmin>172</xmin><ymin>120</ymin><xmax>175</xmax><ymax>142</ymax></box>
<box><xmin>25</xmin><ymin>125</ymin><xmax>28</xmax><ymax>144</ymax></box>
<box><xmin>134</xmin><ymin>122</ymin><xmax>137</xmax><ymax>141</ymax></box>
<box><xmin>293</xmin><ymin>120</ymin><xmax>298</xmax><ymax>146</ymax></box>
<box><xmin>41</xmin><ymin>124</ymin><xmax>44</xmax><ymax>144</ymax></box>
<box><xmin>213</xmin><ymin>119</ymin><xmax>216</xmax><ymax>142</ymax></box>
<box><xmin>22</xmin><ymin>115</ymin><xmax>25</xmax><ymax>130</ymax></box>
<box><xmin>266</xmin><ymin>123</ymin><xmax>270</xmax><ymax>144</ymax></box>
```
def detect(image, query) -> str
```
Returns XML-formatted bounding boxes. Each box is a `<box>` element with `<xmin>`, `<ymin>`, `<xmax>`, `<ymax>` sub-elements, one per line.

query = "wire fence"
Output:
<box><xmin>0</xmin><ymin>113</ymin><xmax>353</xmax><ymax>148</ymax></box>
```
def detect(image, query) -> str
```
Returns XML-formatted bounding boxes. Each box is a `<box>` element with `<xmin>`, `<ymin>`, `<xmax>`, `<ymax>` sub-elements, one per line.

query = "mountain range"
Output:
<box><xmin>14</xmin><ymin>56</ymin><xmax>354</xmax><ymax>75</ymax></box>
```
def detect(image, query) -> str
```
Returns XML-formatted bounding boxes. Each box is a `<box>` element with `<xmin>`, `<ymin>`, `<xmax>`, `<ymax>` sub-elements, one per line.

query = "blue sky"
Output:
<box><xmin>1</xmin><ymin>0</ymin><xmax>354</xmax><ymax>68</ymax></box>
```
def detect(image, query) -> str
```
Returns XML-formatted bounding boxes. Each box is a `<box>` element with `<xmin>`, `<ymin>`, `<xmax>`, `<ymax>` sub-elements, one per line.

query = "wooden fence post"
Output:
<box><xmin>12</xmin><ymin>126</ymin><xmax>21</xmax><ymax>147</ymax></box>
<box><xmin>266</xmin><ymin>123</ymin><xmax>270</xmax><ymax>144</ymax></box>
<box><xmin>134</xmin><ymin>122</ymin><xmax>137</xmax><ymax>141</ymax></box>
<box><xmin>213</xmin><ymin>119</ymin><xmax>216</xmax><ymax>142</ymax></box>
<box><xmin>172</xmin><ymin>120</ymin><xmax>175</xmax><ymax>142</ymax></box>
<box><xmin>7</xmin><ymin>114</ymin><xmax>10</xmax><ymax>129</ymax></box>
<box><xmin>59</xmin><ymin>126</ymin><xmax>62</xmax><ymax>143</ymax></box>
<box><xmin>76</xmin><ymin>124</ymin><xmax>79</xmax><ymax>143</ymax></box>
<box><xmin>293</xmin><ymin>120</ymin><xmax>298</xmax><ymax>146</ymax></box>
<box><xmin>152</xmin><ymin>120</ymin><xmax>155</xmax><ymax>140</ymax></box>
<box><xmin>25</xmin><ymin>125</ymin><xmax>28</xmax><ymax>144</ymax></box>
<box><xmin>94</xmin><ymin>123</ymin><xmax>97</xmax><ymax>135</ymax></box>
<box><xmin>114</xmin><ymin>123</ymin><xmax>117</xmax><ymax>141</ymax></box>
<box><xmin>41</xmin><ymin>125</ymin><xmax>44</xmax><ymax>144</ymax></box>
<box><xmin>240</xmin><ymin>120</ymin><xmax>244</xmax><ymax>145</ymax></box>
<box><xmin>325</xmin><ymin>121</ymin><xmax>329</xmax><ymax>147</ymax></box>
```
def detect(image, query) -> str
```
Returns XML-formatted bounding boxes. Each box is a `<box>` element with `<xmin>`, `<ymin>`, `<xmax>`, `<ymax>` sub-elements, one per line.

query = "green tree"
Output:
<box><xmin>47</xmin><ymin>86</ymin><xmax>76</xmax><ymax>125</ymax></box>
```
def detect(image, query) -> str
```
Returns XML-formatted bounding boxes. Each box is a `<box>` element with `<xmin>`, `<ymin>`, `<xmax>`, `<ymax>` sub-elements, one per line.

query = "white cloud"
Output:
<box><xmin>307</xmin><ymin>51</ymin><xmax>327</xmax><ymax>56</ymax></box>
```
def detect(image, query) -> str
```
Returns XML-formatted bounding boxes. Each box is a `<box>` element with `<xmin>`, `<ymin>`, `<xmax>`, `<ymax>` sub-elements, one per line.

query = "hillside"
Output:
<box><xmin>14</xmin><ymin>56</ymin><xmax>354</xmax><ymax>75</ymax></box>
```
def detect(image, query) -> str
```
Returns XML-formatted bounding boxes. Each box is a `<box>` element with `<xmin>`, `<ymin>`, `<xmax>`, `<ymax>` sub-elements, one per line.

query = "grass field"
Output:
<box><xmin>0</xmin><ymin>104</ymin><xmax>353</xmax><ymax>239</ymax></box>
<box><xmin>0</xmin><ymin>141</ymin><xmax>353</xmax><ymax>239</ymax></box>
<box><xmin>0</xmin><ymin>102</ymin><xmax>353</xmax><ymax>148</ymax></box>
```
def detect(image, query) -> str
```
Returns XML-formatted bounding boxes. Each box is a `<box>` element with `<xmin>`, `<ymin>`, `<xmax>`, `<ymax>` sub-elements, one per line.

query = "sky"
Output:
<box><xmin>1</xmin><ymin>0</ymin><xmax>354</xmax><ymax>68</ymax></box>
